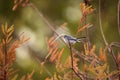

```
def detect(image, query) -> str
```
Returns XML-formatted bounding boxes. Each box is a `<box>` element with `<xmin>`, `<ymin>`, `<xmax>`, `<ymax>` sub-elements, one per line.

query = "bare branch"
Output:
<box><xmin>98</xmin><ymin>1</ymin><xmax>118</xmax><ymax>79</ymax></box>
<box><xmin>98</xmin><ymin>0</ymin><xmax>108</xmax><ymax>46</ymax></box>
<box><xmin>68</xmin><ymin>40</ymin><xmax>83</xmax><ymax>80</ymax></box>
<box><xmin>27</xmin><ymin>3</ymin><xmax>59</xmax><ymax>36</ymax></box>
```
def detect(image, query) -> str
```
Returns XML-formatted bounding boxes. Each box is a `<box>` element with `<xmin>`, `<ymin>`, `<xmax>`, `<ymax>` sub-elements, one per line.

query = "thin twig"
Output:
<box><xmin>110</xmin><ymin>42</ymin><xmax>120</xmax><ymax>48</ymax></box>
<box><xmin>98</xmin><ymin>0</ymin><xmax>118</xmax><ymax>79</ymax></box>
<box><xmin>110</xmin><ymin>41</ymin><xmax>120</xmax><ymax>80</ymax></box>
<box><xmin>98</xmin><ymin>0</ymin><xmax>108</xmax><ymax>46</ymax></box>
<box><xmin>98</xmin><ymin>0</ymin><xmax>118</xmax><ymax>68</ymax></box>
<box><xmin>27</xmin><ymin>2</ymin><xmax>59</xmax><ymax>36</ymax></box>
<box><xmin>68</xmin><ymin>40</ymin><xmax>83</xmax><ymax>80</ymax></box>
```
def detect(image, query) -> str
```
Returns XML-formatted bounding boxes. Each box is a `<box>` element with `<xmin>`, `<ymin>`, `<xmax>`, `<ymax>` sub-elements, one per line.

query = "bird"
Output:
<box><xmin>54</xmin><ymin>34</ymin><xmax>86</xmax><ymax>45</ymax></box>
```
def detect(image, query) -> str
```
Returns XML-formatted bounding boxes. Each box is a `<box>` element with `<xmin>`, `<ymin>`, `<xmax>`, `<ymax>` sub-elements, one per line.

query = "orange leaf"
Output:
<box><xmin>89</xmin><ymin>59</ymin><xmax>96</xmax><ymax>68</ymax></box>
<box><xmin>84</xmin><ymin>64</ymin><xmax>88</xmax><ymax>72</ymax></box>
<box><xmin>99</xmin><ymin>48</ymin><xmax>107</xmax><ymax>62</ymax></box>
<box><xmin>50</xmin><ymin>52</ymin><xmax>58</xmax><ymax>62</ymax></box>
<box><xmin>51</xmin><ymin>48</ymin><xmax>58</xmax><ymax>56</ymax></box>
<box><xmin>77</xmin><ymin>23</ymin><xmax>92</xmax><ymax>33</ymax></box>
<box><xmin>2</xmin><ymin>39</ymin><xmax>5</xmax><ymax>45</ymax></box>
<box><xmin>102</xmin><ymin>53</ymin><xmax>107</xmax><ymax>62</ymax></box>
<box><xmin>57</xmin><ymin>48</ymin><xmax>64</xmax><ymax>63</ymax></box>
<box><xmin>48</xmin><ymin>36</ymin><xmax>54</xmax><ymax>45</ymax></box>
<box><xmin>48</xmin><ymin>49</ymin><xmax>54</xmax><ymax>55</ymax></box>
<box><xmin>80</xmin><ymin>3</ymin><xmax>95</xmax><ymax>16</ymax></box>
<box><xmin>23</xmin><ymin>37</ymin><xmax>30</xmax><ymax>42</ymax></box>
<box><xmin>89</xmin><ymin>45</ymin><xmax>96</xmax><ymax>55</ymax></box>
<box><xmin>117</xmin><ymin>53</ymin><xmax>120</xmax><ymax>64</ymax></box>
<box><xmin>60</xmin><ymin>22</ymin><xmax>67</xmax><ymax>28</ymax></box>
<box><xmin>1</xmin><ymin>24</ymin><xmax>6</xmax><ymax>35</ymax></box>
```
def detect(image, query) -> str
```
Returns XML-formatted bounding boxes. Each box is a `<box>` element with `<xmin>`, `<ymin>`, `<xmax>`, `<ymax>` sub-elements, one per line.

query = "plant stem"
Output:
<box><xmin>27</xmin><ymin>3</ymin><xmax>59</xmax><ymax>36</ymax></box>
<box><xmin>98</xmin><ymin>0</ymin><xmax>117</xmax><ymax>65</ymax></box>
<box><xmin>68</xmin><ymin>40</ymin><xmax>83</xmax><ymax>80</ymax></box>
<box><xmin>98</xmin><ymin>0</ymin><xmax>118</xmax><ymax>79</ymax></box>
<box><xmin>98</xmin><ymin>0</ymin><xmax>108</xmax><ymax>46</ymax></box>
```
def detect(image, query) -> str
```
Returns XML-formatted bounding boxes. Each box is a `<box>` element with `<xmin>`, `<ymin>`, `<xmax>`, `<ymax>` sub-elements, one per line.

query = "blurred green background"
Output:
<box><xmin>0</xmin><ymin>0</ymin><xmax>120</xmax><ymax>79</ymax></box>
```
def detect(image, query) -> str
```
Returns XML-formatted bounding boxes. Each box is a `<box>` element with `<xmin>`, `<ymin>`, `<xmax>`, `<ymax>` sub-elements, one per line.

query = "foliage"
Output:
<box><xmin>0</xmin><ymin>23</ymin><xmax>31</xmax><ymax>80</ymax></box>
<box><xmin>0</xmin><ymin>0</ymin><xmax>120</xmax><ymax>80</ymax></box>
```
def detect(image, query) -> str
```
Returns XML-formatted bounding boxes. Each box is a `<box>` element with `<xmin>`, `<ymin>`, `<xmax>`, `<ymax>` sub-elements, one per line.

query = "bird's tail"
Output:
<box><xmin>77</xmin><ymin>37</ymin><xmax>86</xmax><ymax>42</ymax></box>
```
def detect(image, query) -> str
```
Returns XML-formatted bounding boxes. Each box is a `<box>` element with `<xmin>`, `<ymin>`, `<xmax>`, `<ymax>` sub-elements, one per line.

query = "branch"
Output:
<box><xmin>98</xmin><ymin>1</ymin><xmax>118</xmax><ymax>79</ymax></box>
<box><xmin>98</xmin><ymin>0</ymin><xmax>108</xmax><ymax>46</ymax></box>
<box><xmin>27</xmin><ymin>2</ymin><xmax>59</xmax><ymax>36</ymax></box>
<box><xmin>68</xmin><ymin>40</ymin><xmax>83</xmax><ymax>80</ymax></box>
